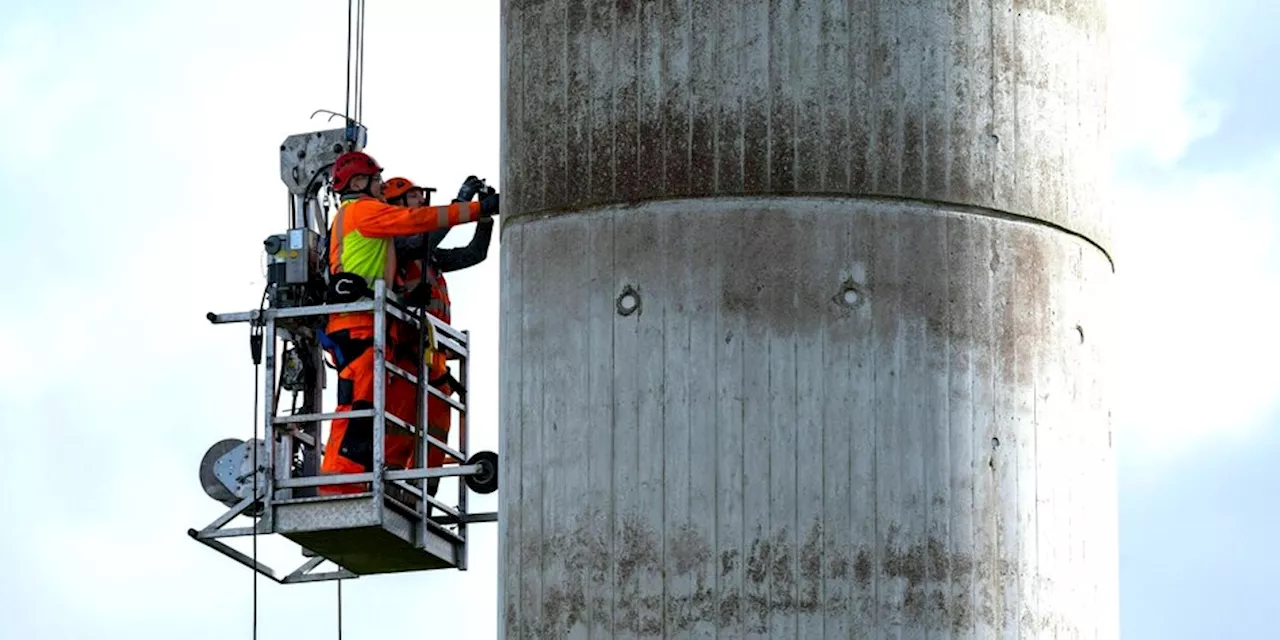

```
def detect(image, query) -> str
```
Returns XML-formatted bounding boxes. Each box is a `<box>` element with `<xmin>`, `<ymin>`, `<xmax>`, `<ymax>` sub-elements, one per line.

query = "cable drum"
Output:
<box><xmin>198</xmin><ymin>437</ymin><xmax>267</xmax><ymax>515</ymax></box>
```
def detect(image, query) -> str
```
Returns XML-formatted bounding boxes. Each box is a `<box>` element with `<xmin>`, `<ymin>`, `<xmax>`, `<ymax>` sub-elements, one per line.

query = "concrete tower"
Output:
<box><xmin>499</xmin><ymin>1</ymin><xmax>1116</xmax><ymax>637</ymax></box>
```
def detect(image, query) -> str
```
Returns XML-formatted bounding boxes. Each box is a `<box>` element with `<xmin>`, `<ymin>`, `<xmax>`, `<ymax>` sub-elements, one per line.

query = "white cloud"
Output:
<box><xmin>1107</xmin><ymin>0</ymin><xmax>1225</xmax><ymax>167</ymax></box>
<box><xmin>1103</xmin><ymin>0</ymin><xmax>1280</xmax><ymax>465</ymax></box>
<box><xmin>1111</xmin><ymin>156</ymin><xmax>1280</xmax><ymax>462</ymax></box>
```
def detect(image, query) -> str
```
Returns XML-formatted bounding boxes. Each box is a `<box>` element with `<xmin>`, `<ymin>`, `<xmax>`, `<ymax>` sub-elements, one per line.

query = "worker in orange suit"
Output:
<box><xmin>382</xmin><ymin>175</ymin><xmax>495</xmax><ymax>499</ymax></box>
<box><xmin>318</xmin><ymin>152</ymin><xmax>499</xmax><ymax>496</ymax></box>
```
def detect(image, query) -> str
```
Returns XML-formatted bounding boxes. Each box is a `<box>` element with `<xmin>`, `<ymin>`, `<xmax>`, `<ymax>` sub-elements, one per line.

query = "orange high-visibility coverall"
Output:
<box><xmin>401</xmin><ymin>259</ymin><xmax>456</xmax><ymax>491</ymax></box>
<box><xmin>397</xmin><ymin>218</ymin><xmax>491</xmax><ymax>496</ymax></box>
<box><xmin>320</xmin><ymin>195</ymin><xmax>483</xmax><ymax>495</ymax></box>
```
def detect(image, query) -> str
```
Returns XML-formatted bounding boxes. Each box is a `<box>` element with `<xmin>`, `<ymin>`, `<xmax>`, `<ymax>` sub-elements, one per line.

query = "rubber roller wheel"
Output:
<box><xmin>465</xmin><ymin>450</ymin><xmax>499</xmax><ymax>495</ymax></box>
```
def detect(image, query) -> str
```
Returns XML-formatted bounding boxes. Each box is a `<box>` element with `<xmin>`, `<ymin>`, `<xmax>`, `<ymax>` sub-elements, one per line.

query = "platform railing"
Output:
<box><xmin>189</xmin><ymin>279</ymin><xmax>495</xmax><ymax>583</ymax></box>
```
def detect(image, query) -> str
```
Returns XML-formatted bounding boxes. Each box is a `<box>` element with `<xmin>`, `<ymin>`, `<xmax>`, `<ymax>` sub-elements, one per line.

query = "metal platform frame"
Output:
<box><xmin>189</xmin><ymin>279</ymin><xmax>497</xmax><ymax>584</ymax></box>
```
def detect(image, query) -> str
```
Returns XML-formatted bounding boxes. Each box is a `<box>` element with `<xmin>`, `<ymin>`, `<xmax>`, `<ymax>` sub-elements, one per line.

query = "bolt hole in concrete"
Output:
<box><xmin>616</xmin><ymin>285</ymin><xmax>640</xmax><ymax>316</ymax></box>
<box><xmin>834</xmin><ymin>281</ymin><xmax>863</xmax><ymax>308</ymax></box>
<box><xmin>991</xmin><ymin>437</ymin><xmax>1000</xmax><ymax>448</ymax></box>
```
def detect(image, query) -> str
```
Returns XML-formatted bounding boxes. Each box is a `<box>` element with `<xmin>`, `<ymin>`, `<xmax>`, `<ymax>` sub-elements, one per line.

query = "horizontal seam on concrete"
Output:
<box><xmin>501</xmin><ymin>194</ymin><xmax>1115</xmax><ymax>272</ymax></box>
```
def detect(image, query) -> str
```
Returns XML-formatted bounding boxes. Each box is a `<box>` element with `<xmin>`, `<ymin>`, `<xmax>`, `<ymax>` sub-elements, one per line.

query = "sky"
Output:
<box><xmin>0</xmin><ymin>0</ymin><xmax>1276</xmax><ymax>638</ymax></box>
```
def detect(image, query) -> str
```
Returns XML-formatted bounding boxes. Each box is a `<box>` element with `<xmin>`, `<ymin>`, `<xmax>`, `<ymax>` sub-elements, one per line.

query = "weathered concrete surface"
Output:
<box><xmin>499</xmin><ymin>1</ymin><xmax>1116</xmax><ymax>638</ymax></box>
<box><xmin>500</xmin><ymin>0</ymin><xmax>1111</xmax><ymax>254</ymax></box>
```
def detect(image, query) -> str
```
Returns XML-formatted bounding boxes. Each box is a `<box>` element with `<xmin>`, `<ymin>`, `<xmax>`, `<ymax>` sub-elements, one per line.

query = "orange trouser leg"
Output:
<box><xmin>384</xmin><ymin>354</ymin><xmax>418</xmax><ymax>470</ymax></box>
<box><xmin>424</xmin><ymin>381</ymin><xmax>453</xmax><ymax>497</ymax></box>
<box><xmin>320</xmin><ymin>345</ymin><xmax>419</xmax><ymax>495</ymax></box>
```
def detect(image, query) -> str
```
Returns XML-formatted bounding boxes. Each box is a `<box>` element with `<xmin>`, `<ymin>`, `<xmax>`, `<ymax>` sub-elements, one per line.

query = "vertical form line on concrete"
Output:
<box><xmin>501</xmin><ymin>1</ymin><xmax>1114</xmax><ymax>635</ymax></box>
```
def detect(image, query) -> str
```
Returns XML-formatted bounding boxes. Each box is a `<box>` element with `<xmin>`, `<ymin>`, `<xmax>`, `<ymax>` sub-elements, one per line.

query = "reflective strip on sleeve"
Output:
<box><xmin>458</xmin><ymin>200</ymin><xmax>480</xmax><ymax>223</ymax></box>
<box><xmin>432</xmin><ymin>200</ymin><xmax>480</xmax><ymax>228</ymax></box>
<box><xmin>331</xmin><ymin>206</ymin><xmax>347</xmax><ymax>273</ymax></box>
<box><xmin>435</xmin><ymin>205</ymin><xmax>452</xmax><ymax>229</ymax></box>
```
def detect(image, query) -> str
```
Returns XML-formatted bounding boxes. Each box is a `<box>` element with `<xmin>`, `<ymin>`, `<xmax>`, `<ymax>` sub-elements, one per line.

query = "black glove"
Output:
<box><xmin>455</xmin><ymin>175</ymin><xmax>486</xmax><ymax>203</ymax></box>
<box><xmin>480</xmin><ymin>192</ymin><xmax>500</xmax><ymax>216</ymax></box>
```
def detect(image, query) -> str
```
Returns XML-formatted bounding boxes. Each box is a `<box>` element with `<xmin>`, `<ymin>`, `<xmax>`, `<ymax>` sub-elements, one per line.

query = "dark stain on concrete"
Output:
<box><xmin>670</xmin><ymin>523</ymin><xmax>712</xmax><ymax>575</ymax></box>
<box><xmin>504</xmin><ymin>0</ymin><xmax>1112</xmax><ymax>248</ymax></box>
<box><xmin>511</xmin><ymin>512</ymin><xmax>1052</xmax><ymax>637</ymax></box>
<box><xmin>828</xmin><ymin>550</ymin><xmax>850</xmax><ymax>580</ymax></box>
<box><xmin>855</xmin><ymin>550</ymin><xmax>873</xmax><ymax>587</ymax></box>
<box><xmin>745</xmin><ymin>536</ymin><xmax>771</xmax><ymax>584</ymax></box>
<box><xmin>717</xmin><ymin>210</ymin><xmax>832</xmax><ymax>333</ymax></box>
<box><xmin>720</xmin><ymin>549</ymin><xmax>738</xmax><ymax>576</ymax></box>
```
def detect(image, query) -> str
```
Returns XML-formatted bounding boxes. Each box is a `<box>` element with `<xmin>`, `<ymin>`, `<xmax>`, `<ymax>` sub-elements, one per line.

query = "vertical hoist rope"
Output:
<box><xmin>251</xmin><ymin>360</ymin><xmax>260</xmax><ymax>640</ymax></box>
<box><xmin>336</xmin><ymin>1</ymin><xmax>366</xmax><ymax>632</ymax></box>
<box><xmin>355</xmin><ymin>0</ymin><xmax>366</xmax><ymax>123</ymax></box>
<box><xmin>345</xmin><ymin>0</ymin><xmax>352</xmax><ymax>122</ymax></box>
<box><xmin>345</xmin><ymin>0</ymin><xmax>366</xmax><ymax>125</ymax></box>
<box><xmin>249</xmin><ymin>286</ymin><xmax>266</xmax><ymax>640</ymax></box>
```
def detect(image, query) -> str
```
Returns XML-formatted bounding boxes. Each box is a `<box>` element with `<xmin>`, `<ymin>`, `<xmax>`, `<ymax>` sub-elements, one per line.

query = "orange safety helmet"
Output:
<box><xmin>331</xmin><ymin>151</ymin><xmax>383</xmax><ymax>192</ymax></box>
<box><xmin>383</xmin><ymin>177</ymin><xmax>419</xmax><ymax>201</ymax></box>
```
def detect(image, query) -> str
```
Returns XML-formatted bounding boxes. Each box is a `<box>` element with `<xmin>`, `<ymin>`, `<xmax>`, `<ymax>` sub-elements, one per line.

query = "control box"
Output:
<box><xmin>264</xmin><ymin>229</ymin><xmax>324</xmax><ymax>308</ymax></box>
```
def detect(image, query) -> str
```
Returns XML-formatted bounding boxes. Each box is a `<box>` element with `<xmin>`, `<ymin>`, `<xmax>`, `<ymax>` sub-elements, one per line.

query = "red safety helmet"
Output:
<box><xmin>331</xmin><ymin>151</ymin><xmax>383</xmax><ymax>192</ymax></box>
<box><xmin>383</xmin><ymin>177</ymin><xmax>419</xmax><ymax>201</ymax></box>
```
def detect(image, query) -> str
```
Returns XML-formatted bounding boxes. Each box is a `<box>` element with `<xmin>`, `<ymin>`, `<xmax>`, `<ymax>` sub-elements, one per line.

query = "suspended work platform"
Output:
<box><xmin>189</xmin><ymin>279</ymin><xmax>499</xmax><ymax>584</ymax></box>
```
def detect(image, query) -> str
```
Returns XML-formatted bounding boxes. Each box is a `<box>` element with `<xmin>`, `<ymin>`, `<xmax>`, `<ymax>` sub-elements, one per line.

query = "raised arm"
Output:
<box><xmin>394</xmin><ymin>232</ymin><xmax>432</xmax><ymax>261</ymax></box>
<box><xmin>433</xmin><ymin>218</ymin><xmax>494</xmax><ymax>273</ymax></box>
<box><xmin>351</xmin><ymin>199</ymin><xmax>487</xmax><ymax>238</ymax></box>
